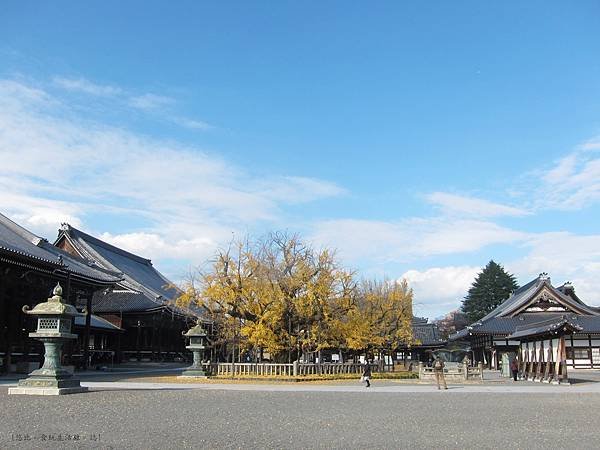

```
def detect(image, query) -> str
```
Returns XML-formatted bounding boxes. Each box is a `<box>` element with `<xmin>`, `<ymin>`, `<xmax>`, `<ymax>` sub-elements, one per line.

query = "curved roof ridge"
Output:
<box><xmin>0</xmin><ymin>212</ymin><xmax>44</xmax><ymax>246</ymax></box>
<box><xmin>59</xmin><ymin>224</ymin><xmax>153</xmax><ymax>266</ymax></box>
<box><xmin>57</xmin><ymin>224</ymin><xmax>180</xmax><ymax>302</ymax></box>
<box><xmin>476</xmin><ymin>277</ymin><xmax>542</xmax><ymax>323</ymax></box>
<box><xmin>0</xmin><ymin>212</ymin><xmax>120</xmax><ymax>284</ymax></box>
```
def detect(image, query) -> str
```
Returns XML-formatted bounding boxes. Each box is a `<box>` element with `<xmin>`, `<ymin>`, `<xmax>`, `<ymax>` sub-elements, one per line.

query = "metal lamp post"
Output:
<box><xmin>9</xmin><ymin>283</ymin><xmax>88</xmax><ymax>395</ymax></box>
<box><xmin>180</xmin><ymin>321</ymin><xmax>209</xmax><ymax>378</ymax></box>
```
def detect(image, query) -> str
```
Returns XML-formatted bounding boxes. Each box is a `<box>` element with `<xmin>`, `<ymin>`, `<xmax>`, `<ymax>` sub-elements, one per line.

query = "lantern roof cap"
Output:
<box><xmin>23</xmin><ymin>283</ymin><xmax>84</xmax><ymax>317</ymax></box>
<box><xmin>184</xmin><ymin>321</ymin><xmax>207</xmax><ymax>337</ymax></box>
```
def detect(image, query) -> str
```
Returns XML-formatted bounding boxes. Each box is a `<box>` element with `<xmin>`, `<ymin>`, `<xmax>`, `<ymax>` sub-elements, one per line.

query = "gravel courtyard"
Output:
<box><xmin>2</xmin><ymin>385</ymin><xmax>600</xmax><ymax>449</ymax></box>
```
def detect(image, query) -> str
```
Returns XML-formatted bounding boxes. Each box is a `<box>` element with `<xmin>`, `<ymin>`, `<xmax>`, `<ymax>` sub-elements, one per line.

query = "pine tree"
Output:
<box><xmin>461</xmin><ymin>260</ymin><xmax>519</xmax><ymax>323</ymax></box>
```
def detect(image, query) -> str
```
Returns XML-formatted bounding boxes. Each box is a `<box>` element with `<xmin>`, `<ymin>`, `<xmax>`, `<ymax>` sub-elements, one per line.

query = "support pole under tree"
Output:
<box><xmin>83</xmin><ymin>293</ymin><xmax>92</xmax><ymax>370</ymax></box>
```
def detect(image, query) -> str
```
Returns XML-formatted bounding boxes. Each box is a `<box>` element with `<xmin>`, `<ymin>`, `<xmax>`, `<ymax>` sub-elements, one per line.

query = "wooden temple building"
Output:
<box><xmin>509</xmin><ymin>315</ymin><xmax>585</xmax><ymax>383</ymax></box>
<box><xmin>0</xmin><ymin>213</ymin><xmax>122</xmax><ymax>373</ymax></box>
<box><xmin>397</xmin><ymin>317</ymin><xmax>446</xmax><ymax>363</ymax></box>
<box><xmin>451</xmin><ymin>273</ymin><xmax>600</xmax><ymax>371</ymax></box>
<box><xmin>54</xmin><ymin>224</ymin><xmax>196</xmax><ymax>363</ymax></box>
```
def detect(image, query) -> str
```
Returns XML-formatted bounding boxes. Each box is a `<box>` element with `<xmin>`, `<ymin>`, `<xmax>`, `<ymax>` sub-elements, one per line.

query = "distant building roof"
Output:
<box><xmin>412</xmin><ymin>317</ymin><xmax>446</xmax><ymax>347</ymax></box>
<box><xmin>55</xmin><ymin>224</ymin><xmax>194</xmax><ymax>317</ymax></box>
<box><xmin>0</xmin><ymin>212</ymin><xmax>120</xmax><ymax>286</ymax></box>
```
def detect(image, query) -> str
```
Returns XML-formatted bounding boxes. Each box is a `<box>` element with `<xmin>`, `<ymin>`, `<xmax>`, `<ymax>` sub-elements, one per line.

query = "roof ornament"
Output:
<box><xmin>60</xmin><ymin>223</ymin><xmax>69</xmax><ymax>231</ymax></box>
<box><xmin>539</xmin><ymin>272</ymin><xmax>550</xmax><ymax>282</ymax></box>
<box><xmin>51</xmin><ymin>283</ymin><xmax>63</xmax><ymax>302</ymax></box>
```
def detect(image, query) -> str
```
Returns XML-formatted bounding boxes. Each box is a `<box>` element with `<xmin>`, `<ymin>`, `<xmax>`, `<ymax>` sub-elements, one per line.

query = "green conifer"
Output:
<box><xmin>461</xmin><ymin>260</ymin><xmax>519</xmax><ymax>322</ymax></box>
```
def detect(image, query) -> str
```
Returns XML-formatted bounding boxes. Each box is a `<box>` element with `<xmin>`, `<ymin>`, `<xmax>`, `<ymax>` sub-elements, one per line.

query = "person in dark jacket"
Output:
<box><xmin>510</xmin><ymin>357</ymin><xmax>519</xmax><ymax>381</ymax></box>
<box><xmin>362</xmin><ymin>362</ymin><xmax>372</xmax><ymax>388</ymax></box>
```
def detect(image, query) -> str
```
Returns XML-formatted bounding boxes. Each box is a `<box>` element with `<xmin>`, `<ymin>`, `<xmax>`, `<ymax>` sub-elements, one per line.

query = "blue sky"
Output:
<box><xmin>1</xmin><ymin>1</ymin><xmax>600</xmax><ymax>318</ymax></box>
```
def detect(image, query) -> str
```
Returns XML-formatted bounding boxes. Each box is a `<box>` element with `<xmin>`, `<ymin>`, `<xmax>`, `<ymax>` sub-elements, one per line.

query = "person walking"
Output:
<box><xmin>362</xmin><ymin>362</ymin><xmax>372</xmax><ymax>388</ymax></box>
<box><xmin>510</xmin><ymin>357</ymin><xmax>519</xmax><ymax>381</ymax></box>
<box><xmin>433</xmin><ymin>356</ymin><xmax>447</xmax><ymax>390</ymax></box>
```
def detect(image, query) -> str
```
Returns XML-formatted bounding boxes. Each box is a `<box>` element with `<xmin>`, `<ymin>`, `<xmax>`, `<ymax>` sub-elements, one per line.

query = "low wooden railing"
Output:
<box><xmin>211</xmin><ymin>363</ymin><xmax>294</xmax><ymax>377</ymax></box>
<box><xmin>204</xmin><ymin>361</ymin><xmax>395</xmax><ymax>377</ymax></box>
<box><xmin>418</xmin><ymin>362</ymin><xmax>484</xmax><ymax>382</ymax></box>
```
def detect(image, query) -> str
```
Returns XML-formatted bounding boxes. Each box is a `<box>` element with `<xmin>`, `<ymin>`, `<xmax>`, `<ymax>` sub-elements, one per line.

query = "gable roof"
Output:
<box><xmin>476</xmin><ymin>275</ymin><xmax>597</xmax><ymax>321</ymax></box>
<box><xmin>450</xmin><ymin>274</ymin><xmax>600</xmax><ymax>341</ymax></box>
<box><xmin>55</xmin><ymin>224</ymin><xmax>193</xmax><ymax>317</ymax></box>
<box><xmin>0</xmin><ymin>212</ymin><xmax>120</xmax><ymax>285</ymax></box>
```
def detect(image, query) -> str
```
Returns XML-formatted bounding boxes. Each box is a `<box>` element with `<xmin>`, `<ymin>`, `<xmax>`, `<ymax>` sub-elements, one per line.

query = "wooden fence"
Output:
<box><xmin>205</xmin><ymin>361</ymin><xmax>396</xmax><ymax>377</ymax></box>
<box><xmin>418</xmin><ymin>362</ymin><xmax>484</xmax><ymax>382</ymax></box>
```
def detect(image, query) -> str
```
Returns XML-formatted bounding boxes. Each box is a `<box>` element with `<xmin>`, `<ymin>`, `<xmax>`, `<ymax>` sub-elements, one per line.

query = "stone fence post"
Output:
<box><xmin>293</xmin><ymin>360</ymin><xmax>298</xmax><ymax>377</ymax></box>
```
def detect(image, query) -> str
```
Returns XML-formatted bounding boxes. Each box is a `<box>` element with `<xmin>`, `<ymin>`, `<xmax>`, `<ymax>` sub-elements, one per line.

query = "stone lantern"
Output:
<box><xmin>180</xmin><ymin>321</ymin><xmax>209</xmax><ymax>378</ymax></box>
<box><xmin>9</xmin><ymin>283</ymin><xmax>88</xmax><ymax>395</ymax></box>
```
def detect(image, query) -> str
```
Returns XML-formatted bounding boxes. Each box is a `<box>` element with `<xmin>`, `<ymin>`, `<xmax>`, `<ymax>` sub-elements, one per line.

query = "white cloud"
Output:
<box><xmin>261</xmin><ymin>176</ymin><xmax>347</xmax><ymax>204</ymax></box>
<box><xmin>0</xmin><ymin>78</ymin><xmax>345</xmax><ymax>272</ymax></box>
<box><xmin>398</xmin><ymin>229</ymin><xmax>600</xmax><ymax>318</ymax></box>
<box><xmin>580</xmin><ymin>137</ymin><xmax>600</xmax><ymax>151</ymax></box>
<box><xmin>401</xmin><ymin>266</ymin><xmax>480</xmax><ymax>319</ymax></box>
<box><xmin>311</xmin><ymin>218</ymin><xmax>526</xmax><ymax>265</ymax></box>
<box><xmin>53</xmin><ymin>76</ymin><xmax>122</xmax><ymax>96</ymax></box>
<box><xmin>128</xmin><ymin>93</ymin><xmax>175</xmax><ymax>111</ymax></box>
<box><xmin>0</xmin><ymin>189</ymin><xmax>84</xmax><ymax>238</ymax></box>
<box><xmin>508</xmin><ymin>231</ymin><xmax>600</xmax><ymax>307</ymax></box>
<box><xmin>53</xmin><ymin>76</ymin><xmax>212</xmax><ymax>131</ymax></box>
<box><xmin>100</xmin><ymin>232</ymin><xmax>218</xmax><ymax>263</ymax></box>
<box><xmin>535</xmin><ymin>136</ymin><xmax>600</xmax><ymax>210</ymax></box>
<box><xmin>427</xmin><ymin>192</ymin><xmax>529</xmax><ymax>217</ymax></box>
<box><xmin>171</xmin><ymin>116</ymin><xmax>213</xmax><ymax>131</ymax></box>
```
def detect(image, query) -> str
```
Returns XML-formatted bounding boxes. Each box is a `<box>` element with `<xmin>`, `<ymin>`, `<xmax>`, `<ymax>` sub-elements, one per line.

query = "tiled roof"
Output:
<box><xmin>464</xmin><ymin>313</ymin><xmax>569</xmax><ymax>336</ymax></box>
<box><xmin>57</xmin><ymin>225</ymin><xmax>195</xmax><ymax>317</ymax></box>
<box><xmin>476</xmin><ymin>278</ymin><xmax>540</xmax><ymax>322</ymax></box>
<box><xmin>450</xmin><ymin>274</ymin><xmax>600</xmax><ymax>341</ymax></box>
<box><xmin>0</xmin><ymin>213</ymin><xmax>120</xmax><ymax>285</ymax></box>
<box><xmin>508</xmin><ymin>315</ymin><xmax>583</xmax><ymax>340</ymax></box>
<box><xmin>74</xmin><ymin>314</ymin><xmax>123</xmax><ymax>331</ymax></box>
<box><xmin>91</xmin><ymin>290</ymin><xmax>159</xmax><ymax>313</ymax></box>
<box><xmin>413</xmin><ymin>320</ymin><xmax>445</xmax><ymax>346</ymax></box>
<box><xmin>412</xmin><ymin>316</ymin><xmax>429</xmax><ymax>325</ymax></box>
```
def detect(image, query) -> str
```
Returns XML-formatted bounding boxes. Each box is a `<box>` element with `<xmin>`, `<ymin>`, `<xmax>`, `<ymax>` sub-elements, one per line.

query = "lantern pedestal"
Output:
<box><xmin>8</xmin><ymin>283</ymin><xmax>88</xmax><ymax>396</ymax></box>
<box><xmin>9</xmin><ymin>336</ymin><xmax>88</xmax><ymax>395</ymax></box>
<box><xmin>180</xmin><ymin>348</ymin><xmax>208</xmax><ymax>378</ymax></box>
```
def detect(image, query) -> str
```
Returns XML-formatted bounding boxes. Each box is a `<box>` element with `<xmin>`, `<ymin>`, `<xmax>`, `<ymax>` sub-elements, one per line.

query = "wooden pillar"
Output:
<box><xmin>543</xmin><ymin>342</ymin><xmax>551</xmax><ymax>383</ymax></box>
<box><xmin>157</xmin><ymin>326</ymin><xmax>163</xmax><ymax>361</ymax></box>
<box><xmin>560</xmin><ymin>336</ymin><xmax>568</xmax><ymax>383</ymax></box>
<box><xmin>548</xmin><ymin>339</ymin><xmax>554</xmax><ymax>383</ymax></box>
<box><xmin>589</xmin><ymin>335</ymin><xmax>593</xmax><ymax>369</ymax></box>
<box><xmin>554</xmin><ymin>337</ymin><xmax>563</xmax><ymax>384</ymax></box>
<box><xmin>151</xmin><ymin>314</ymin><xmax>158</xmax><ymax>361</ymax></box>
<box><xmin>536</xmin><ymin>341</ymin><xmax>543</xmax><ymax>381</ymax></box>
<box><xmin>570</xmin><ymin>335</ymin><xmax>575</xmax><ymax>369</ymax></box>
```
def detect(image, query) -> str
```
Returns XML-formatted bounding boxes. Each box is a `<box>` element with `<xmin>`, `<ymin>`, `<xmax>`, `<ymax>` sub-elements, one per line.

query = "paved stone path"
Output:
<box><xmin>3</xmin><ymin>371</ymin><xmax>600</xmax><ymax>448</ymax></box>
<box><xmin>62</xmin><ymin>380</ymin><xmax>600</xmax><ymax>393</ymax></box>
<box><xmin>2</xmin><ymin>384</ymin><xmax>600</xmax><ymax>449</ymax></box>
